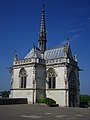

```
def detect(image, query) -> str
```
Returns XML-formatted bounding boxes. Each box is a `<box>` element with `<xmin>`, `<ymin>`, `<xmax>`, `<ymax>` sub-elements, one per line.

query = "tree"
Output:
<box><xmin>80</xmin><ymin>95</ymin><xmax>90</xmax><ymax>105</ymax></box>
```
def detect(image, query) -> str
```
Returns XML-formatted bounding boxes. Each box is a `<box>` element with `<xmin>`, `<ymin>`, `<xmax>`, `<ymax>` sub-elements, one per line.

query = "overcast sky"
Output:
<box><xmin>0</xmin><ymin>0</ymin><xmax>90</xmax><ymax>95</ymax></box>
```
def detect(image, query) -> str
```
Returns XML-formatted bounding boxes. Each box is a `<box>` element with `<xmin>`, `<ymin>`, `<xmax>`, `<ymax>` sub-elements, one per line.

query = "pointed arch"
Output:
<box><xmin>19</xmin><ymin>68</ymin><xmax>27</xmax><ymax>88</ymax></box>
<box><xmin>47</xmin><ymin>68</ymin><xmax>57</xmax><ymax>89</ymax></box>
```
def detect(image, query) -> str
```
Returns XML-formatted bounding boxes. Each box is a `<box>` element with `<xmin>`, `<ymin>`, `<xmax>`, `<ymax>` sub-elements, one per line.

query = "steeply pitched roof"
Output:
<box><xmin>44</xmin><ymin>42</ymin><xmax>73</xmax><ymax>60</ymax></box>
<box><xmin>24</xmin><ymin>47</ymin><xmax>41</xmax><ymax>59</ymax></box>
<box><xmin>24</xmin><ymin>42</ymin><xmax>73</xmax><ymax>60</ymax></box>
<box><xmin>44</xmin><ymin>46</ymin><xmax>64</xmax><ymax>60</ymax></box>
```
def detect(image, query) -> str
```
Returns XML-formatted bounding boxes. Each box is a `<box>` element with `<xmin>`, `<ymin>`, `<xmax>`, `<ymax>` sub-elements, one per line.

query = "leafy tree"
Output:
<box><xmin>80</xmin><ymin>95</ymin><xmax>90</xmax><ymax>105</ymax></box>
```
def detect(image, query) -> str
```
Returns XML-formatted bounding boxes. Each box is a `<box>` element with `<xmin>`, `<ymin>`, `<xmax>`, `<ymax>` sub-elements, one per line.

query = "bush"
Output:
<box><xmin>2</xmin><ymin>91</ymin><xmax>10</xmax><ymax>98</ymax></box>
<box><xmin>40</xmin><ymin>98</ymin><xmax>56</xmax><ymax>105</ymax></box>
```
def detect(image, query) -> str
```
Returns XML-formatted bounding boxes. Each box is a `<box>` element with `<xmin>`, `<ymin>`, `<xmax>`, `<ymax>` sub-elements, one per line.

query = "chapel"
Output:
<box><xmin>9</xmin><ymin>5</ymin><xmax>80</xmax><ymax>107</ymax></box>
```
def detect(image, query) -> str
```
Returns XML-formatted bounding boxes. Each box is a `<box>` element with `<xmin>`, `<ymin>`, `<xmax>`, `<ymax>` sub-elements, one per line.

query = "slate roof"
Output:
<box><xmin>44</xmin><ymin>46</ymin><xmax>65</xmax><ymax>60</ymax></box>
<box><xmin>24</xmin><ymin>43</ymin><xmax>72</xmax><ymax>60</ymax></box>
<box><xmin>24</xmin><ymin>47</ymin><xmax>41</xmax><ymax>59</ymax></box>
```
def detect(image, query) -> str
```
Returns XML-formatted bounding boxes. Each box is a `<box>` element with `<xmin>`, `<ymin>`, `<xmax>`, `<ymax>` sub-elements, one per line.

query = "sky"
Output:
<box><xmin>0</xmin><ymin>0</ymin><xmax>90</xmax><ymax>95</ymax></box>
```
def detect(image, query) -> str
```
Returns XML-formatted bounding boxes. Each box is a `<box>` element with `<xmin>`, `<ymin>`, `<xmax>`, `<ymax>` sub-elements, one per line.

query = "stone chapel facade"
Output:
<box><xmin>9</xmin><ymin>5</ymin><xmax>80</xmax><ymax>107</ymax></box>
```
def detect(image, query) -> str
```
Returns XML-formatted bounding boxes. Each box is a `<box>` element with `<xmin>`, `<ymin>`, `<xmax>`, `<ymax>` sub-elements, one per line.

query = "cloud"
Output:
<box><xmin>72</xmin><ymin>22</ymin><xmax>86</xmax><ymax>27</ymax></box>
<box><xmin>71</xmin><ymin>29</ymin><xmax>85</xmax><ymax>40</ymax></box>
<box><xmin>67</xmin><ymin>29</ymin><xmax>81</xmax><ymax>33</ymax></box>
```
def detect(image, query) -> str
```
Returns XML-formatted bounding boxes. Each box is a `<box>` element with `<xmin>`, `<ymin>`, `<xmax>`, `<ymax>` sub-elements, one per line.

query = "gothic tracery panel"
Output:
<box><xmin>47</xmin><ymin>68</ymin><xmax>56</xmax><ymax>89</ymax></box>
<box><xmin>19</xmin><ymin>68</ymin><xmax>27</xmax><ymax>88</ymax></box>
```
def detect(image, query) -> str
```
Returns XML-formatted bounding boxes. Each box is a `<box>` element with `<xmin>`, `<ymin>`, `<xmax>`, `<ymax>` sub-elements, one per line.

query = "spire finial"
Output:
<box><xmin>42</xmin><ymin>4</ymin><xmax>44</xmax><ymax>10</ymax></box>
<box><xmin>14</xmin><ymin>49</ymin><xmax>16</xmax><ymax>55</ymax></box>
<box><xmin>66</xmin><ymin>37</ymin><xmax>70</xmax><ymax>45</ymax></box>
<box><xmin>38</xmin><ymin>4</ymin><xmax>47</xmax><ymax>53</ymax></box>
<box><xmin>14</xmin><ymin>49</ymin><xmax>18</xmax><ymax>61</ymax></box>
<box><xmin>74</xmin><ymin>52</ymin><xmax>77</xmax><ymax>62</ymax></box>
<box><xmin>33</xmin><ymin>43</ymin><xmax>35</xmax><ymax>49</ymax></box>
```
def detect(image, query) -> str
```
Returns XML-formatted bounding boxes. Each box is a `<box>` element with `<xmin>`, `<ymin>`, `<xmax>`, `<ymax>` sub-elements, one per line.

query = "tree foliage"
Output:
<box><xmin>80</xmin><ymin>95</ymin><xmax>90</xmax><ymax>105</ymax></box>
<box><xmin>40</xmin><ymin>98</ymin><xmax>56</xmax><ymax>105</ymax></box>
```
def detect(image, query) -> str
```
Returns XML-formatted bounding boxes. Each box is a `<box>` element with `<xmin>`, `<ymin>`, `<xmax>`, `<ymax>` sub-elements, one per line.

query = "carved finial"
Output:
<box><xmin>74</xmin><ymin>52</ymin><xmax>77</xmax><ymax>62</ymax></box>
<box><xmin>14</xmin><ymin>49</ymin><xmax>16</xmax><ymax>55</ymax></box>
<box><xmin>66</xmin><ymin>38</ymin><xmax>70</xmax><ymax>45</ymax></box>
<box><xmin>14</xmin><ymin>49</ymin><xmax>17</xmax><ymax>61</ymax></box>
<box><xmin>33</xmin><ymin>43</ymin><xmax>35</xmax><ymax>48</ymax></box>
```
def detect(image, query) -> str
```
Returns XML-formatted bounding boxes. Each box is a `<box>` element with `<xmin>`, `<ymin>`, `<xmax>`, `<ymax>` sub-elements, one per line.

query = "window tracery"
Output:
<box><xmin>47</xmin><ymin>68</ymin><xmax>56</xmax><ymax>89</ymax></box>
<box><xmin>19</xmin><ymin>68</ymin><xmax>27</xmax><ymax>88</ymax></box>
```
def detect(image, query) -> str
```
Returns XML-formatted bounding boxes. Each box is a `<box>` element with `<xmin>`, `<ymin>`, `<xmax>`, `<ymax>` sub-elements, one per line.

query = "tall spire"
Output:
<box><xmin>38</xmin><ymin>4</ymin><xmax>47</xmax><ymax>54</ymax></box>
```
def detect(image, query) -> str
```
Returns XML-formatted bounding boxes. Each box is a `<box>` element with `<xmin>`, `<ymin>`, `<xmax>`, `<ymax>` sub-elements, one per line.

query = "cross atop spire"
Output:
<box><xmin>38</xmin><ymin>4</ymin><xmax>47</xmax><ymax>54</ymax></box>
<box><xmin>42</xmin><ymin>4</ymin><xmax>44</xmax><ymax>11</ymax></box>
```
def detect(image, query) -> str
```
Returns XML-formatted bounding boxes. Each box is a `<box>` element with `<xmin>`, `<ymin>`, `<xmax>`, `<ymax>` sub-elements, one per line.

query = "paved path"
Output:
<box><xmin>0</xmin><ymin>104</ymin><xmax>90</xmax><ymax>120</ymax></box>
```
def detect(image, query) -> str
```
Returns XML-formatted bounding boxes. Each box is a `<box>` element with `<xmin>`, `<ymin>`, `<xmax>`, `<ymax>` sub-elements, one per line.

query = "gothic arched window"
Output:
<box><xmin>47</xmin><ymin>68</ymin><xmax>56</xmax><ymax>89</ymax></box>
<box><xmin>19</xmin><ymin>68</ymin><xmax>27</xmax><ymax>88</ymax></box>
